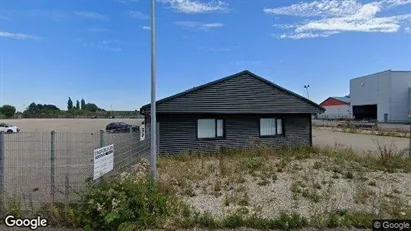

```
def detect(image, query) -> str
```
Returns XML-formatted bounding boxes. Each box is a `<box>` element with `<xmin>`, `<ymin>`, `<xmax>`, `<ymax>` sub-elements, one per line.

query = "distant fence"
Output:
<box><xmin>0</xmin><ymin>129</ymin><xmax>151</xmax><ymax>210</ymax></box>
<box><xmin>315</xmin><ymin>114</ymin><xmax>354</xmax><ymax>120</ymax></box>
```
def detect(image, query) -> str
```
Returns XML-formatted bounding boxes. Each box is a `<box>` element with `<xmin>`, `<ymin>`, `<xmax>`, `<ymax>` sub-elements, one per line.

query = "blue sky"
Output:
<box><xmin>0</xmin><ymin>0</ymin><xmax>410</xmax><ymax>112</ymax></box>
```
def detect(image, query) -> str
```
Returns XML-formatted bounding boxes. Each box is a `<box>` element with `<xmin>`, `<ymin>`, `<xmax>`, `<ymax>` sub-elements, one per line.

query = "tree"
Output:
<box><xmin>0</xmin><ymin>105</ymin><xmax>16</xmax><ymax>118</ymax></box>
<box><xmin>76</xmin><ymin>100</ymin><xmax>80</xmax><ymax>110</ymax></box>
<box><xmin>81</xmin><ymin>99</ymin><xmax>86</xmax><ymax>110</ymax></box>
<box><xmin>84</xmin><ymin>103</ymin><xmax>99</xmax><ymax>112</ymax></box>
<box><xmin>67</xmin><ymin>97</ymin><xmax>73</xmax><ymax>111</ymax></box>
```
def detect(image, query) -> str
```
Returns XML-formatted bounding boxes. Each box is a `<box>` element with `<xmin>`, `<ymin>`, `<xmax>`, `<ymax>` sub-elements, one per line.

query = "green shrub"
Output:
<box><xmin>73</xmin><ymin>159</ymin><xmax>184</xmax><ymax>230</ymax></box>
<box><xmin>75</xmin><ymin>178</ymin><xmax>179</xmax><ymax>230</ymax></box>
<box><xmin>326</xmin><ymin>210</ymin><xmax>374</xmax><ymax>228</ymax></box>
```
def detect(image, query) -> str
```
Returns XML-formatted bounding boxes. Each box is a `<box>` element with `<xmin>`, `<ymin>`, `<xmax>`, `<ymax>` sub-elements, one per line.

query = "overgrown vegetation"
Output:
<box><xmin>1</xmin><ymin>143</ymin><xmax>411</xmax><ymax>230</ymax></box>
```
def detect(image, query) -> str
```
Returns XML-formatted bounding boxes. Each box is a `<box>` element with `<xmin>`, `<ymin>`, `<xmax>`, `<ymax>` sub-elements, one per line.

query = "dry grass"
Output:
<box><xmin>157</xmin><ymin>144</ymin><xmax>411</xmax><ymax>222</ymax></box>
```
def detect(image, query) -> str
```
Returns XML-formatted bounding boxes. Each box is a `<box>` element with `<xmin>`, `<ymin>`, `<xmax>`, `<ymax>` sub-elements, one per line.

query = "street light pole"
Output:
<box><xmin>150</xmin><ymin>0</ymin><xmax>157</xmax><ymax>181</ymax></box>
<box><xmin>304</xmin><ymin>85</ymin><xmax>310</xmax><ymax>99</ymax></box>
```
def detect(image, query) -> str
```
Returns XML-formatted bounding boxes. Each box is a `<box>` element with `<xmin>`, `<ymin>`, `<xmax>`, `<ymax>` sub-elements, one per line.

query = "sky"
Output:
<box><xmin>0</xmin><ymin>0</ymin><xmax>410</xmax><ymax>112</ymax></box>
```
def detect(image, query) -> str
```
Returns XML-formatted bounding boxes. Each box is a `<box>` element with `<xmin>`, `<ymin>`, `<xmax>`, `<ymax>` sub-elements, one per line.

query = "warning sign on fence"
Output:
<box><xmin>93</xmin><ymin>144</ymin><xmax>114</xmax><ymax>180</ymax></box>
<box><xmin>140</xmin><ymin>125</ymin><xmax>145</xmax><ymax>141</ymax></box>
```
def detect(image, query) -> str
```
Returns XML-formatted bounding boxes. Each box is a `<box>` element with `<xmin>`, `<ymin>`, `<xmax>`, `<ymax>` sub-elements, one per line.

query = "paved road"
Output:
<box><xmin>313</xmin><ymin>129</ymin><xmax>410</xmax><ymax>154</ymax></box>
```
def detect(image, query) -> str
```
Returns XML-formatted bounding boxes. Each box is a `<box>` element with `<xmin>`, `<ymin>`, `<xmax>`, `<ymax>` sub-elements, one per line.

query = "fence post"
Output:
<box><xmin>409</xmin><ymin>117</ymin><xmax>411</xmax><ymax>159</ymax></box>
<box><xmin>0</xmin><ymin>132</ymin><xmax>5</xmax><ymax>199</ymax></box>
<box><xmin>100</xmin><ymin>130</ymin><xmax>104</xmax><ymax>148</ymax></box>
<box><xmin>50</xmin><ymin>131</ymin><xmax>55</xmax><ymax>203</ymax></box>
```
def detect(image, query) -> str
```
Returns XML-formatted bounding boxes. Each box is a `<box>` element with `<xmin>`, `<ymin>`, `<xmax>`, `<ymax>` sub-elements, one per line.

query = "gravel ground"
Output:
<box><xmin>172</xmin><ymin>158</ymin><xmax>411</xmax><ymax>220</ymax></box>
<box><xmin>313</xmin><ymin>129</ymin><xmax>410</xmax><ymax>154</ymax></box>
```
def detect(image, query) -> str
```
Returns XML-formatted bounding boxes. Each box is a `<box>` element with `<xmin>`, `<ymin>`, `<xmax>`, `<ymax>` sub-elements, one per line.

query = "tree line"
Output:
<box><xmin>0</xmin><ymin>98</ymin><xmax>106</xmax><ymax>119</ymax></box>
<box><xmin>66</xmin><ymin>97</ymin><xmax>104</xmax><ymax>112</ymax></box>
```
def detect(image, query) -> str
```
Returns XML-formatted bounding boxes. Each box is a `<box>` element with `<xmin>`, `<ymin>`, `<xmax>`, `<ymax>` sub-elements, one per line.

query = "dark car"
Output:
<box><xmin>105</xmin><ymin>122</ymin><xmax>137</xmax><ymax>133</ymax></box>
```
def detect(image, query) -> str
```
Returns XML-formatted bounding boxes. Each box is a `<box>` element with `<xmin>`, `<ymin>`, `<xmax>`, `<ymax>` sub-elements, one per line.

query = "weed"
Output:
<box><xmin>313</xmin><ymin>161</ymin><xmax>322</xmax><ymax>169</ymax></box>
<box><xmin>271</xmin><ymin>172</ymin><xmax>278</xmax><ymax>182</ymax></box>
<box><xmin>332</xmin><ymin>173</ymin><xmax>340</xmax><ymax>179</ymax></box>
<box><xmin>246</xmin><ymin>158</ymin><xmax>264</xmax><ymax>172</ymax></box>
<box><xmin>344</xmin><ymin>171</ymin><xmax>354</xmax><ymax>179</ymax></box>
<box><xmin>354</xmin><ymin>184</ymin><xmax>369</xmax><ymax>204</ymax></box>
<box><xmin>326</xmin><ymin>210</ymin><xmax>374</xmax><ymax>228</ymax></box>
<box><xmin>368</xmin><ymin>181</ymin><xmax>377</xmax><ymax>187</ymax></box>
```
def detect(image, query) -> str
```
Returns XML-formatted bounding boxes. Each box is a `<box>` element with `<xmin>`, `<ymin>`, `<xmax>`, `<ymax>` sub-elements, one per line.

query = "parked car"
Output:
<box><xmin>0</xmin><ymin>123</ymin><xmax>20</xmax><ymax>133</ymax></box>
<box><xmin>105</xmin><ymin>122</ymin><xmax>137</xmax><ymax>133</ymax></box>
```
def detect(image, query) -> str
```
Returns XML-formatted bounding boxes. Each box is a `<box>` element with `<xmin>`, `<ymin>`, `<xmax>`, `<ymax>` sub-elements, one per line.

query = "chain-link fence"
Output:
<box><xmin>0</xmin><ymin>129</ymin><xmax>151</xmax><ymax>210</ymax></box>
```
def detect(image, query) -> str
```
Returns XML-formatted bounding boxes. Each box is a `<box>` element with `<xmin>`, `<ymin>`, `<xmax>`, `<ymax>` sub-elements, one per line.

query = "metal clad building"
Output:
<box><xmin>349</xmin><ymin>70</ymin><xmax>411</xmax><ymax>122</ymax></box>
<box><xmin>318</xmin><ymin>97</ymin><xmax>351</xmax><ymax>119</ymax></box>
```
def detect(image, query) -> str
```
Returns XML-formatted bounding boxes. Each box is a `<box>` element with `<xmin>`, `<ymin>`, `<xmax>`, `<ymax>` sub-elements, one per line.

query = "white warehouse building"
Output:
<box><xmin>349</xmin><ymin>70</ymin><xmax>411</xmax><ymax>122</ymax></box>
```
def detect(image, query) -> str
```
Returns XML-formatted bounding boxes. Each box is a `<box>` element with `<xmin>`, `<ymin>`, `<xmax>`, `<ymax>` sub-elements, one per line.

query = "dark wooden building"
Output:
<box><xmin>140</xmin><ymin>70</ymin><xmax>324</xmax><ymax>155</ymax></box>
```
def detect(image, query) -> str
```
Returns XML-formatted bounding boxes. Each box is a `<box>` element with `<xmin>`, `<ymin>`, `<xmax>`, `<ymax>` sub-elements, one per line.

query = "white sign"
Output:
<box><xmin>140</xmin><ymin>125</ymin><xmax>145</xmax><ymax>141</ymax></box>
<box><xmin>93</xmin><ymin>144</ymin><xmax>114</xmax><ymax>180</ymax></box>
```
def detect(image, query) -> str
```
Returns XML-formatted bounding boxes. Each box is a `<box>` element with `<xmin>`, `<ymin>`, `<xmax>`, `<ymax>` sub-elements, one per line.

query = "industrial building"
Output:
<box><xmin>318</xmin><ymin>96</ymin><xmax>351</xmax><ymax>120</ymax></box>
<box><xmin>349</xmin><ymin>70</ymin><xmax>411</xmax><ymax>122</ymax></box>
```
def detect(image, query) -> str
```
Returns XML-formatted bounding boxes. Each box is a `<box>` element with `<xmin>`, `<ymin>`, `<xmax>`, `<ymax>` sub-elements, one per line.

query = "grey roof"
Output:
<box><xmin>140</xmin><ymin>70</ymin><xmax>325</xmax><ymax>114</ymax></box>
<box><xmin>331</xmin><ymin>97</ymin><xmax>350</xmax><ymax>104</ymax></box>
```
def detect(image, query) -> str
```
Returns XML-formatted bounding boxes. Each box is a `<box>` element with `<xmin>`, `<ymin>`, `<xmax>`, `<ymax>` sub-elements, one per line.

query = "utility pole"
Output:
<box><xmin>304</xmin><ymin>85</ymin><xmax>310</xmax><ymax>99</ymax></box>
<box><xmin>150</xmin><ymin>0</ymin><xmax>157</xmax><ymax>181</ymax></box>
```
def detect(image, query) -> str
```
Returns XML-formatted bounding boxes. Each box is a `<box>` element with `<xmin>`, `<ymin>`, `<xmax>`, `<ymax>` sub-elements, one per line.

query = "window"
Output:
<box><xmin>197</xmin><ymin>119</ymin><xmax>225</xmax><ymax>139</ymax></box>
<box><xmin>260</xmin><ymin>118</ymin><xmax>283</xmax><ymax>137</ymax></box>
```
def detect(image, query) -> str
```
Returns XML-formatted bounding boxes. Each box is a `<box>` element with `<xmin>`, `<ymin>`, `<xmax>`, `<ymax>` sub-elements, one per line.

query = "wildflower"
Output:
<box><xmin>96</xmin><ymin>203</ymin><xmax>103</xmax><ymax>212</ymax></box>
<box><xmin>120</xmin><ymin>172</ymin><xmax>131</xmax><ymax>182</ymax></box>
<box><xmin>112</xmin><ymin>198</ymin><xmax>120</xmax><ymax>210</ymax></box>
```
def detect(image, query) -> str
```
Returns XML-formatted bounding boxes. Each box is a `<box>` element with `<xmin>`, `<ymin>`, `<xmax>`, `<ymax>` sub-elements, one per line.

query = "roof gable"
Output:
<box><xmin>141</xmin><ymin>70</ymin><xmax>325</xmax><ymax>114</ymax></box>
<box><xmin>320</xmin><ymin>97</ymin><xmax>350</xmax><ymax>106</ymax></box>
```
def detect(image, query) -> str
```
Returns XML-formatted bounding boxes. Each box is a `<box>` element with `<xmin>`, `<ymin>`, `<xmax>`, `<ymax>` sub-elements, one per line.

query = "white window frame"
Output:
<box><xmin>197</xmin><ymin>119</ymin><xmax>225</xmax><ymax>139</ymax></box>
<box><xmin>259</xmin><ymin>118</ymin><xmax>283</xmax><ymax>137</ymax></box>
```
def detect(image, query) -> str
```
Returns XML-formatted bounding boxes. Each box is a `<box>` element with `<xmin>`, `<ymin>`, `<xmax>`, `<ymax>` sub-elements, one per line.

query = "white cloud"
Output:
<box><xmin>78</xmin><ymin>39</ymin><xmax>122</xmax><ymax>52</ymax></box>
<box><xmin>265</xmin><ymin>0</ymin><xmax>411</xmax><ymax>39</ymax></box>
<box><xmin>0</xmin><ymin>31</ymin><xmax>40</xmax><ymax>40</ymax></box>
<box><xmin>278</xmin><ymin>31</ymin><xmax>340</xmax><ymax>39</ymax></box>
<box><xmin>159</xmin><ymin>0</ymin><xmax>229</xmax><ymax>13</ymax></box>
<box><xmin>405</xmin><ymin>26</ymin><xmax>411</xmax><ymax>32</ymax></box>
<box><xmin>175</xmin><ymin>21</ymin><xmax>224</xmax><ymax>30</ymax></box>
<box><xmin>383</xmin><ymin>0</ymin><xmax>411</xmax><ymax>7</ymax></box>
<box><xmin>74</xmin><ymin>11</ymin><xmax>108</xmax><ymax>21</ymax></box>
<box><xmin>129</xmin><ymin>11</ymin><xmax>149</xmax><ymax>19</ymax></box>
<box><xmin>141</xmin><ymin>26</ymin><xmax>151</xmax><ymax>30</ymax></box>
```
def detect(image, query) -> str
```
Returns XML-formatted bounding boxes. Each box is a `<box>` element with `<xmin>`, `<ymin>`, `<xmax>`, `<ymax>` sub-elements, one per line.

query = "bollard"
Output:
<box><xmin>100</xmin><ymin>130</ymin><xmax>104</xmax><ymax>148</ymax></box>
<box><xmin>50</xmin><ymin>131</ymin><xmax>55</xmax><ymax>203</ymax></box>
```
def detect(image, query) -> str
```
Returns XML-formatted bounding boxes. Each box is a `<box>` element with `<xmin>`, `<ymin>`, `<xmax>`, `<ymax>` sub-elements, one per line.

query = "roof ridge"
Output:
<box><xmin>140</xmin><ymin>70</ymin><xmax>324</xmax><ymax>112</ymax></box>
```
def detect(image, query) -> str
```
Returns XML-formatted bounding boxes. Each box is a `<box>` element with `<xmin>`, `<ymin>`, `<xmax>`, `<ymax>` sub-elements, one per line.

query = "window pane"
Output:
<box><xmin>198</xmin><ymin>119</ymin><xmax>216</xmax><ymax>138</ymax></box>
<box><xmin>217</xmin><ymin>119</ymin><xmax>224</xmax><ymax>137</ymax></box>
<box><xmin>260</xmin><ymin>118</ymin><xmax>276</xmax><ymax>136</ymax></box>
<box><xmin>276</xmin><ymin>119</ymin><xmax>283</xmax><ymax>135</ymax></box>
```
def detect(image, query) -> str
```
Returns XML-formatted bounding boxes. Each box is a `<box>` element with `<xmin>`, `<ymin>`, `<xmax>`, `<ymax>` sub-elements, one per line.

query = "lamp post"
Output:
<box><xmin>150</xmin><ymin>0</ymin><xmax>157</xmax><ymax>181</ymax></box>
<box><xmin>304</xmin><ymin>85</ymin><xmax>310</xmax><ymax>99</ymax></box>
